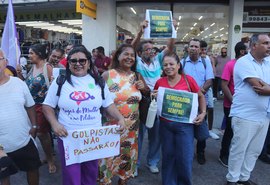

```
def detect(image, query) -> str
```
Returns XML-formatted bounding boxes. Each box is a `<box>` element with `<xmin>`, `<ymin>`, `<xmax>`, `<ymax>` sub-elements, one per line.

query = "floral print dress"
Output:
<box><xmin>25</xmin><ymin>73</ymin><xmax>48</xmax><ymax>104</ymax></box>
<box><xmin>99</xmin><ymin>69</ymin><xmax>141</xmax><ymax>184</ymax></box>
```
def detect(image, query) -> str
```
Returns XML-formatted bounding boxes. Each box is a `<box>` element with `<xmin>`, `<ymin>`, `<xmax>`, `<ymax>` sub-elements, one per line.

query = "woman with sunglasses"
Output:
<box><xmin>99</xmin><ymin>44</ymin><xmax>150</xmax><ymax>185</ymax></box>
<box><xmin>42</xmin><ymin>46</ymin><xmax>125</xmax><ymax>185</ymax></box>
<box><xmin>25</xmin><ymin>43</ymin><xmax>56</xmax><ymax>174</ymax></box>
<box><xmin>153</xmin><ymin>53</ymin><xmax>206</xmax><ymax>185</ymax></box>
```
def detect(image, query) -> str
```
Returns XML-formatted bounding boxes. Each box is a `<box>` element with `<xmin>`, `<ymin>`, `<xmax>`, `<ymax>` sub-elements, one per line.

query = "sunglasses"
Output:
<box><xmin>69</xmin><ymin>58</ymin><xmax>88</xmax><ymax>65</ymax></box>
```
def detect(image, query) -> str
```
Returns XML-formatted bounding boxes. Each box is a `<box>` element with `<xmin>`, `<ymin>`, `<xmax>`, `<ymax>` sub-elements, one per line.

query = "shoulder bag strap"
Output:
<box><xmin>183</xmin><ymin>73</ymin><xmax>191</xmax><ymax>92</ymax></box>
<box><xmin>43</xmin><ymin>62</ymin><xmax>50</xmax><ymax>88</ymax></box>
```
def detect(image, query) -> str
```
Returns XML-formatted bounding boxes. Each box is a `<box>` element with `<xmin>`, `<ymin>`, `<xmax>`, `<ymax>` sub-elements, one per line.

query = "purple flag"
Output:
<box><xmin>1</xmin><ymin>0</ymin><xmax>21</xmax><ymax>68</ymax></box>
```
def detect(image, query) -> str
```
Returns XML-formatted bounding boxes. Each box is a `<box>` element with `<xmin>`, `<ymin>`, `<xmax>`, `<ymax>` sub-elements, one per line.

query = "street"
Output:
<box><xmin>10</xmin><ymin>100</ymin><xmax>270</xmax><ymax>185</ymax></box>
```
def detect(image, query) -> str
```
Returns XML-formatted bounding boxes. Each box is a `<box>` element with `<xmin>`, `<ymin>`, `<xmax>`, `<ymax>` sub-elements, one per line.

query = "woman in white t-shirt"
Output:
<box><xmin>43</xmin><ymin>46</ymin><xmax>125</xmax><ymax>185</ymax></box>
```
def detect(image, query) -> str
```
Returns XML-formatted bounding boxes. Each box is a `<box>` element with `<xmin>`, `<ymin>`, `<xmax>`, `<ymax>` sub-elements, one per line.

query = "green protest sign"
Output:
<box><xmin>144</xmin><ymin>9</ymin><xmax>176</xmax><ymax>39</ymax></box>
<box><xmin>157</xmin><ymin>87</ymin><xmax>198</xmax><ymax>123</ymax></box>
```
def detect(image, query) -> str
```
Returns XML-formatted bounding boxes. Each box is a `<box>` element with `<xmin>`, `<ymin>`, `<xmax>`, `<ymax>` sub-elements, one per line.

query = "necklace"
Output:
<box><xmin>116</xmin><ymin>68</ymin><xmax>132</xmax><ymax>76</ymax></box>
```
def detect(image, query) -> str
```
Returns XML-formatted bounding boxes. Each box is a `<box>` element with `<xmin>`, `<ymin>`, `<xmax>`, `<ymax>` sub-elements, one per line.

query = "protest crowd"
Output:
<box><xmin>1</xmin><ymin>2</ymin><xmax>270</xmax><ymax>185</ymax></box>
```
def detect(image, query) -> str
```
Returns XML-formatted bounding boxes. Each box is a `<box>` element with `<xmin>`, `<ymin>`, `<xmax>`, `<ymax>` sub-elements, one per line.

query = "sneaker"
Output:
<box><xmin>146</xmin><ymin>165</ymin><xmax>159</xmax><ymax>173</ymax></box>
<box><xmin>134</xmin><ymin>167</ymin><xmax>138</xmax><ymax>177</ymax></box>
<box><xmin>237</xmin><ymin>180</ymin><xmax>257</xmax><ymax>185</ymax></box>
<box><xmin>225</xmin><ymin>182</ymin><xmax>237</xmax><ymax>185</ymax></box>
<box><xmin>209</xmin><ymin>130</ymin><xmax>220</xmax><ymax>140</ymax></box>
<box><xmin>219</xmin><ymin>156</ymin><xmax>228</xmax><ymax>167</ymax></box>
<box><xmin>197</xmin><ymin>153</ymin><xmax>206</xmax><ymax>165</ymax></box>
<box><xmin>258</xmin><ymin>154</ymin><xmax>270</xmax><ymax>164</ymax></box>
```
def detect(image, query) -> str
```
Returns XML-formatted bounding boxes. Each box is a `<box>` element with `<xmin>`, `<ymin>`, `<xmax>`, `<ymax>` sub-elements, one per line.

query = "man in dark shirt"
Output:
<box><xmin>94</xmin><ymin>46</ymin><xmax>111</xmax><ymax>74</ymax></box>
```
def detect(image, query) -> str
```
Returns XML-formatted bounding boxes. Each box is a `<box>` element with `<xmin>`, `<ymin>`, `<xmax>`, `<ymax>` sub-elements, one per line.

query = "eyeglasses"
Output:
<box><xmin>68</xmin><ymin>58</ymin><xmax>88</xmax><ymax>65</ymax></box>
<box><xmin>144</xmin><ymin>48</ymin><xmax>156</xmax><ymax>53</ymax></box>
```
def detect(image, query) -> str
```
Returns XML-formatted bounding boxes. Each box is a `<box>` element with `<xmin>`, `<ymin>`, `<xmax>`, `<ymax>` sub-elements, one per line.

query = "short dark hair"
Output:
<box><xmin>188</xmin><ymin>38</ymin><xmax>200</xmax><ymax>46</ymax></box>
<box><xmin>200</xmin><ymin>40</ymin><xmax>208</xmax><ymax>48</ymax></box>
<box><xmin>30</xmin><ymin>43</ymin><xmax>48</xmax><ymax>60</ymax></box>
<box><xmin>96</xmin><ymin>46</ymin><xmax>105</xmax><ymax>55</ymax></box>
<box><xmin>235</xmin><ymin>42</ymin><xmax>247</xmax><ymax>58</ymax></box>
<box><xmin>153</xmin><ymin>47</ymin><xmax>160</xmax><ymax>54</ymax></box>
<box><xmin>51</xmin><ymin>48</ymin><xmax>64</xmax><ymax>56</ymax></box>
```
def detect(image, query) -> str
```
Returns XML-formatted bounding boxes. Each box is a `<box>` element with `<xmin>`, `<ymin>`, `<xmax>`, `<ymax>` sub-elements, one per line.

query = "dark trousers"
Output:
<box><xmin>213</xmin><ymin>77</ymin><xmax>221</xmax><ymax>98</ymax></box>
<box><xmin>260</xmin><ymin>124</ymin><xmax>270</xmax><ymax>156</ymax></box>
<box><xmin>220</xmin><ymin>107</ymin><xmax>233</xmax><ymax>158</ymax></box>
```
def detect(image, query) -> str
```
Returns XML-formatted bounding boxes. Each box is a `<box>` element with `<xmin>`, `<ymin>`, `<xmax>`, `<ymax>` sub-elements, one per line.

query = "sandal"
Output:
<box><xmin>118</xmin><ymin>178</ymin><xmax>128</xmax><ymax>185</ymax></box>
<box><xmin>48</xmin><ymin>164</ymin><xmax>57</xmax><ymax>174</ymax></box>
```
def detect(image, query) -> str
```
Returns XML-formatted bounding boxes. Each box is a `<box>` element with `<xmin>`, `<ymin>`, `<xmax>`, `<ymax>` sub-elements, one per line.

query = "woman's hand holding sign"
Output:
<box><xmin>52</xmin><ymin>122</ymin><xmax>68</xmax><ymax>137</ymax></box>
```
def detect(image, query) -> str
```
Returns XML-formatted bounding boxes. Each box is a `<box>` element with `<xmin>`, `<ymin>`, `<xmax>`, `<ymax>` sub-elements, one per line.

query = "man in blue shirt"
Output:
<box><xmin>181</xmin><ymin>38</ymin><xmax>214</xmax><ymax>165</ymax></box>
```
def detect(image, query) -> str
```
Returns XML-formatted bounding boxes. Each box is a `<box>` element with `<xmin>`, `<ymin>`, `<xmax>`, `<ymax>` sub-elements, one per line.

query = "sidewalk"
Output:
<box><xmin>10</xmin><ymin>100</ymin><xmax>270</xmax><ymax>185</ymax></box>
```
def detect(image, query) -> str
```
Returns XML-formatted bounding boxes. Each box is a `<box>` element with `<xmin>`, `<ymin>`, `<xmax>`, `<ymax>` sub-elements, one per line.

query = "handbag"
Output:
<box><xmin>134</xmin><ymin>72</ymin><xmax>151</xmax><ymax>124</ymax></box>
<box><xmin>139</xmin><ymin>94</ymin><xmax>151</xmax><ymax>124</ymax></box>
<box><xmin>183</xmin><ymin>73</ymin><xmax>209</xmax><ymax>141</ymax></box>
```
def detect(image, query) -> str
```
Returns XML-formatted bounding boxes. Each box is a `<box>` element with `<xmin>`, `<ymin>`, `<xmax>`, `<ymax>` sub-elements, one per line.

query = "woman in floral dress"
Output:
<box><xmin>99</xmin><ymin>44</ymin><xmax>150</xmax><ymax>185</ymax></box>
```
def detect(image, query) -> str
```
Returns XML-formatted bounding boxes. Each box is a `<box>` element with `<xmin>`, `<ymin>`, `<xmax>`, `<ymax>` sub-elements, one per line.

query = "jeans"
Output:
<box><xmin>195</xmin><ymin>119</ymin><xmax>209</xmax><ymax>154</ymax></box>
<box><xmin>137</xmin><ymin>118</ymin><xmax>161</xmax><ymax>167</ymax></box>
<box><xmin>220</xmin><ymin>107</ymin><xmax>233</xmax><ymax>158</ymax></box>
<box><xmin>160</xmin><ymin>120</ymin><xmax>194</xmax><ymax>185</ymax></box>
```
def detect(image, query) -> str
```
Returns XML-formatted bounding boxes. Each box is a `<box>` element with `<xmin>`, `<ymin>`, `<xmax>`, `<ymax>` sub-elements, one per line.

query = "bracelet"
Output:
<box><xmin>201</xmin><ymin>88</ymin><xmax>206</xmax><ymax>94</ymax></box>
<box><xmin>0</xmin><ymin>144</ymin><xmax>4</xmax><ymax>150</ymax></box>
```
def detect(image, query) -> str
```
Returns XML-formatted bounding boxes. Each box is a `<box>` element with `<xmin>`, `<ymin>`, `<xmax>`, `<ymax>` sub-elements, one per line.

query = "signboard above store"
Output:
<box><xmin>243</xmin><ymin>6</ymin><xmax>270</xmax><ymax>28</ymax></box>
<box><xmin>76</xmin><ymin>0</ymin><xmax>97</xmax><ymax>19</ymax></box>
<box><xmin>0</xmin><ymin>9</ymin><xmax>81</xmax><ymax>23</ymax></box>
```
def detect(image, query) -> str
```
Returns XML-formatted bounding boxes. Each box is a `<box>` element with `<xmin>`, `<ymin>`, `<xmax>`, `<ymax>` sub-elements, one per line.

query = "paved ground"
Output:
<box><xmin>10</xmin><ymin>100</ymin><xmax>270</xmax><ymax>185</ymax></box>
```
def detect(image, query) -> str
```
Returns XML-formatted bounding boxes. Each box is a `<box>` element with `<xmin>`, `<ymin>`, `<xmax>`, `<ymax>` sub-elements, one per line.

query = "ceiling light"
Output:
<box><xmin>190</xmin><ymin>27</ymin><xmax>193</xmax><ymax>30</ymax></box>
<box><xmin>200</xmin><ymin>31</ymin><xmax>204</xmax><ymax>34</ymax></box>
<box><xmin>197</xmin><ymin>34</ymin><xmax>200</xmax><ymax>36</ymax></box>
<box><xmin>130</xmin><ymin>7</ymin><xmax>136</xmax><ymax>14</ymax></box>
<box><xmin>226</xmin><ymin>32</ymin><xmax>228</xmax><ymax>34</ymax></box>
<box><xmin>177</xmin><ymin>22</ymin><xmax>180</xmax><ymax>26</ymax></box>
<box><xmin>178</xmin><ymin>16</ymin><xmax>182</xmax><ymax>20</ymax></box>
<box><xmin>209</xmin><ymin>34</ymin><xmax>212</xmax><ymax>36</ymax></box>
<box><xmin>213</xmin><ymin>31</ymin><xmax>217</xmax><ymax>34</ymax></box>
<box><xmin>220</xmin><ymin>27</ymin><xmax>224</xmax><ymax>31</ymax></box>
<box><xmin>198</xmin><ymin>16</ymin><xmax>203</xmax><ymax>20</ymax></box>
<box><xmin>205</xmin><ymin>27</ymin><xmax>209</xmax><ymax>30</ymax></box>
<box><xmin>220</xmin><ymin>34</ymin><xmax>224</xmax><ymax>37</ymax></box>
<box><xmin>215</xmin><ymin>36</ymin><xmax>218</xmax><ymax>38</ymax></box>
<box><xmin>210</xmin><ymin>23</ymin><xmax>215</xmax><ymax>27</ymax></box>
<box><xmin>193</xmin><ymin>23</ymin><xmax>197</xmax><ymax>26</ymax></box>
<box><xmin>204</xmin><ymin>36</ymin><xmax>208</xmax><ymax>38</ymax></box>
